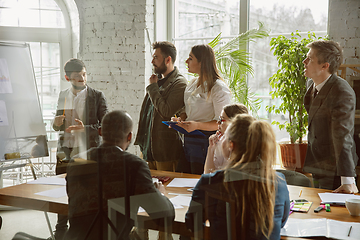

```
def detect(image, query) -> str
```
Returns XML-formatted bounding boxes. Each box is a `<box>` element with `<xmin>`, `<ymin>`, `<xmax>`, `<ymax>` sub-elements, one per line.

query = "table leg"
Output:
<box><xmin>44</xmin><ymin>212</ymin><xmax>54</xmax><ymax>239</ymax></box>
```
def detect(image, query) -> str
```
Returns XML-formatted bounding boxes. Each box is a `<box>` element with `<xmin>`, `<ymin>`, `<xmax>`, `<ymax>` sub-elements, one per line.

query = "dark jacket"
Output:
<box><xmin>65</xmin><ymin>144</ymin><xmax>175</xmax><ymax>240</ymax></box>
<box><xmin>303</xmin><ymin>74</ymin><xmax>358</xmax><ymax>177</ymax></box>
<box><xmin>135</xmin><ymin>67</ymin><xmax>187</xmax><ymax>162</ymax></box>
<box><xmin>53</xmin><ymin>86</ymin><xmax>107</xmax><ymax>168</ymax></box>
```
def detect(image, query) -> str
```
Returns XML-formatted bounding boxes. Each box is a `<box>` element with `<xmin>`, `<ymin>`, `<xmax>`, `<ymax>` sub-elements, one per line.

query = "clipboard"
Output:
<box><xmin>162</xmin><ymin>121</ymin><xmax>206</xmax><ymax>136</ymax></box>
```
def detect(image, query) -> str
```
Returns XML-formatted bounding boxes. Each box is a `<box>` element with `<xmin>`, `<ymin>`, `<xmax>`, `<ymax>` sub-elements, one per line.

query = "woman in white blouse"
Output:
<box><xmin>174</xmin><ymin>44</ymin><xmax>231</xmax><ymax>174</ymax></box>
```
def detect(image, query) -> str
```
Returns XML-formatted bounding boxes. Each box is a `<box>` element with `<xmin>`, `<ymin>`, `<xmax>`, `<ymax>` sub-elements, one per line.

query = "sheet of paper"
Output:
<box><xmin>0</xmin><ymin>58</ymin><xmax>13</xmax><ymax>93</ymax></box>
<box><xmin>318</xmin><ymin>192</ymin><xmax>360</xmax><ymax>204</ymax></box>
<box><xmin>35</xmin><ymin>186</ymin><xmax>67</xmax><ymax>198</ymax></box>
<box><xmin>166</xmin><ymin>178</ymin><xmax>199</xmax><ymax>188</ymax></box>
<box><xmin>169</xmin><ymin>195</ymin><xmax>192</xmax><ymax>207</ymax></box>
<box><xmin>327</xmin><ymin>219</ymin><xmax>360</xmax><ymax>240</ymax></box>
<box><xmin>281</xmin><ymin>218</ymin><xmax>327</xmax><ymax>237</ymax></box>
<box><xmin>138</xmin><ymin>203</ymin><xmax>183</xmax><ymax>213</ymax></box>
<box><xmin>0</xmin><ymin>100</ymin><xmax>8</xmax><ymax>126</ymax></box>
<box><xmin>281</xmin><ymin>218</ymin><xmax>360</xmax><ymax>240</ymax></box>
<box><xmin>27</xmin><ymin>177</ymin><xmax>66</xmax><ymax>186</ymax></box>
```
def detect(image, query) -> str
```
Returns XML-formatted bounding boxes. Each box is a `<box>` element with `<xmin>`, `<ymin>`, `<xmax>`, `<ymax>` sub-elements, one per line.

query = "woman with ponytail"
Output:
<box><xmin>185</xmin><ymin>115</ymin><xmax>290</xmax><ymax>240</ymax></box>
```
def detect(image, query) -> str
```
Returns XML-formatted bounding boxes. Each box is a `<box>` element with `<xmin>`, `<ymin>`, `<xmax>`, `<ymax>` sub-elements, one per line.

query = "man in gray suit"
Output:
<box><xmin>303</xmin><ymin>40</ymin><xmax>358</xmax><ymax>193</ymax></box>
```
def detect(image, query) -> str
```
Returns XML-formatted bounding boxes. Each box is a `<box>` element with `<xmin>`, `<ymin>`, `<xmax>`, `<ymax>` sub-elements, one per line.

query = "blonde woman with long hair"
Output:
<box><xmin>185</xmin><ymin>115</ymin><xmax>290</xmax><ymax>240</ymax></box>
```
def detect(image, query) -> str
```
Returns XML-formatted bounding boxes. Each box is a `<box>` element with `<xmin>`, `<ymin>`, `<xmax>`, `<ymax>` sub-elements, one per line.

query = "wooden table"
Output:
<box><xmin>0</xmin><ymin>174</ymin><xmax>67</xmax><ymax>215</ymax></box>
<box><xmin>0</xmin><ymin>170</ymin><xmax>359</xmax><ymax>239</ymax></box>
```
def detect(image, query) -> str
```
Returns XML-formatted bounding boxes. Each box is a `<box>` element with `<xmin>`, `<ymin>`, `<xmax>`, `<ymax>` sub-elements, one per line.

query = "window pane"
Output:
<box><xmin>42</xmin><ymin>42</ymin><xmax>60</xmax><ymax>67</ymax></box>
<box><xmin>0</xmin><ymin>0</ymin><xmax>18</xmax><ymax>8</ymax></box>
<box><xmin>0</xmin><ymin>0</ymin><xmax>65</xmax><ymax>28</ymax></box>
<box><xmin>29</xmin><ymin>42</ymin><xmax>41</xmax><ymax>67</ymax></box>
<box><xmin>18</xmin><ymin>9</ymin><xmax>40</xmax><ymax>27</ymax></box>
<box><xmin>41</xmin><ymin>42</ymin><xmax>60</xmax><ymax>116</ymax></box>
<box><xmin>40</xmin><ymin>0</ymin><xmax>61</xmax><ymax>10</ymax></box>
<box><xmin>40</xmin><ymin>10</ymin><xmax>65</xmax><ymax>28</ymax></box>
<box><xmin>175</xmin><ymin>0</ymin><xmax>239</xmax><ymax>39</ymax></box>
<box><xmin>174</xmin><ymin>0</ymin><xmax>240</xmax><ymax>81</ymax></box>
<box><xmin>248</xmin><ymin>0</ymin><xmax>328</xmax><ymax>141</ymax></box>
<box><xmin>0</xmin><ymin>8</ymin><xmax>18</xmax><ymax>26</ymax></box>
<box><xmin>29</xmin><ymin>42</ymin><xmax>61</xmax><ymax>141</ymax></box>
<box><xmin>18</xmin><ymin>0</ymin><xmax>39</xmax><ymax>9</ymax></box>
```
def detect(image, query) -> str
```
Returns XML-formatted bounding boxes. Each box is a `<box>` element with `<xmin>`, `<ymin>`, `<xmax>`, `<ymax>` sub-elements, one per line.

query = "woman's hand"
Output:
<box><xmin>171</xmin><ymin>117</ymin><xmax>182</xmax><ymax>122</ymax></box>
<box><xmin>209</xmin><ymin>131</ymin><xmax>222</xmax><ymax>147</ymax></box>
<box><xmin>176</xmin><ymin>121</ymin><xmax>198</xmax><ymax>133</ymax></box>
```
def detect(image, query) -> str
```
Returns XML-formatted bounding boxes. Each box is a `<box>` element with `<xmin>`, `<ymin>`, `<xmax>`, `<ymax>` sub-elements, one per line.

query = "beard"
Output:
<box><xmin>154</xmin><ymin>60</ymin><xmax>167</xmax><ymax>75</ymax></box>
<box><xmin>71</xmin><ymin>83</ymin><xmax>86</xmax><ymax>91</ymax></box>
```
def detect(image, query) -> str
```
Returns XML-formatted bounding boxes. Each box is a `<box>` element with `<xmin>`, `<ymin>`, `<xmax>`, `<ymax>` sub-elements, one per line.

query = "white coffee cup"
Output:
<box><xmin>345</xmin><ymin>198</ymin><xmax>360</xmax><ymax>216</ymax></box>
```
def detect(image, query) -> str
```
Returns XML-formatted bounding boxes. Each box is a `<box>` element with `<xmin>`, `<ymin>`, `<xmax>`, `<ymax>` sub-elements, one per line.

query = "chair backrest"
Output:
<box><xmin>12</xmin><ymin>232</ymin><xmax>47</xmax><ymax>240</ymax></box>
<box><xmin>204</xmin><ymin>185</ymin><xmax>237</xmax><ymax>240</ymax></box>
<box><xmin>276</xmin><ymin>169</ymin><xmax>312</xmax><ymax>187</ymax></box>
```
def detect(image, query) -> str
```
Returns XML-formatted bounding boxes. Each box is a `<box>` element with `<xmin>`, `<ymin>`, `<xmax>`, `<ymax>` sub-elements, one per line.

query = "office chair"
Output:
<box><xmin>276</xmin><ymin>169</ymin><xmax>312</xmax><ymax>187</ymax></box>
<box><xmin>12</xmin><ymin>232</ymin><xmax>47</xmax><ymax>240</ymax></box>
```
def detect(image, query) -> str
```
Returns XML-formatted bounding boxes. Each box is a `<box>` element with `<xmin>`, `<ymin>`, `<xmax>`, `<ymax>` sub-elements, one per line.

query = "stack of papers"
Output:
<box><xmin>318</xmin><ymin>192</ymin><xmax>360</xmax><ymax>205</ymax></box>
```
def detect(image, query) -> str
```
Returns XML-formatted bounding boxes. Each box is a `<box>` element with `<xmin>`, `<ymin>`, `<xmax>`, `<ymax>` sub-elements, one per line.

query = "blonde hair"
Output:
<box><xmin>224</xmin><ymin>120</ymin><xmax>277</xmax><ymax>239</ymax></box>
<box><xmin>224</xmin><ymin>114</ymin><xmax>255</xmax><ymax>168</ymax></box>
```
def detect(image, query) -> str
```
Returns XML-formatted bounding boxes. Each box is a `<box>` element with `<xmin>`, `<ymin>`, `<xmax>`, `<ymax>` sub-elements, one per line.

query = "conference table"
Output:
<box><xmin>0</xmin><ymin>169</ymin><xmax>359</xmax><ymax>240</ymax></box>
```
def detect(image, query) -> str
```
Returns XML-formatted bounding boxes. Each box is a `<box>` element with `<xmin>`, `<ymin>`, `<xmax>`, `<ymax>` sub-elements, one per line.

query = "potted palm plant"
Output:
<box><xmin>209</xmin><ymin>22</ymin><xmax>269</xmax><ymax>113</ymax></box>
<box><xmin>267</xmin><ymin>31</ymin><xmax>327</xmax><ymax>169</ymax></box>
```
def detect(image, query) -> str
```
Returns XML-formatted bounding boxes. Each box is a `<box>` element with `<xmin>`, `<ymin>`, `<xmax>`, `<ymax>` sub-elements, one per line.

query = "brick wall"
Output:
<box><xmin>74</xmin><ymin>0</ymin><xmax>154</xmax><ymax>154</ymax></box>
<box><xmin>329</xmin><ymin>0</ymin><xmax>360</xmax><ymax>79</ymax></box>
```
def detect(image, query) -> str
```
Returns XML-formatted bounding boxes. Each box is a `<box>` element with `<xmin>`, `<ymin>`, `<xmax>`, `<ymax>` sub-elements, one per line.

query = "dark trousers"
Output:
<box><xmin>178</xmin><ymin>131</ymin><xmax>215</xmax><ymax>175</ymax></box>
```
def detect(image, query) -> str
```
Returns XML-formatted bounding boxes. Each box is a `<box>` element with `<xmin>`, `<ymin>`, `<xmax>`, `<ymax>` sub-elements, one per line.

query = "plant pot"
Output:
<box><xmin>279</xmin><ymin>143</ymin><xmax>307</xmax><ymax>170</ymax></box>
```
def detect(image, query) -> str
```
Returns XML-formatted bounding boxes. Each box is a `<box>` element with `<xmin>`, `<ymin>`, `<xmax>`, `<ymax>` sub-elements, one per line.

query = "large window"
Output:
<box><xmin>0</xmin><ymin>0</ymin><xmax>72</xmax><ymax>182</ymax></box>
<box><xmin>0</xmin><ymin>0</ymin><xmax>65</xmax><ymax>28</ymax></box>
<box><xmin>170</xmin><ymin>0</ymin><xmax>328</xmax><ymax>141</ymax></box>
<box><xmin>0</xmin><ymin>0</ymin><xmax>71</xmax><ymax>142</ymax></box>
<box><xmin>248</xmin><ymin>0</ymin><xmax>328</xmax><ymax>141</ymax></box>
<box><xmin>173</xmin><ymin>0</ymin><xmax>241</xmax><ymax>79</ymax></box>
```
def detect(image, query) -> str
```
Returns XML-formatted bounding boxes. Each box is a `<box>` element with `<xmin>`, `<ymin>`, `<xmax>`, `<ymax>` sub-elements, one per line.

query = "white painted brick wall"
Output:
<box><xmin>75</xmin><ymin>0</ymin><xmax>154</xmax><ymax>155</ymax></box>
<box><xmin>329</xmin><ymin>0</ymin><xmax>360</xmax><ymax>80</ymax></box>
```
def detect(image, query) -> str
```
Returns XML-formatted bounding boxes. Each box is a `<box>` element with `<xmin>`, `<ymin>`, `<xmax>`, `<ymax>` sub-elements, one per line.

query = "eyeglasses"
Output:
<box><xmin>217</xmin><ymin>116</ymin><xmax>226</xmax><ymax>124</ymax></box>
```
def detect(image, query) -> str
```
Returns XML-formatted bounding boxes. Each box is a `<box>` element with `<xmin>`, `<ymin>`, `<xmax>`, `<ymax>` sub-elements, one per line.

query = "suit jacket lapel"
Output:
<box><xmin>85</xmin><ymin>86</ymin><xmax>95</xmax><ymax>125</ymax></box>
<box><xmin>308</xmin><ymin>75</ymin><xmax>336</xmax><ymax>126</ymax></box>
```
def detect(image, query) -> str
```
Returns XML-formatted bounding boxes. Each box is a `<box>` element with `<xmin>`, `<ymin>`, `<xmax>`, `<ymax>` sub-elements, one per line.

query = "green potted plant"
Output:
<box><xmin>209</xmin><ymin>22</ymin><xmax>269</xmax><ymax>113</ymax></box>
<box><xmin>267</xmin><ymin>31</ymin><xmax>327</xmax><ymax>169</ymax></box>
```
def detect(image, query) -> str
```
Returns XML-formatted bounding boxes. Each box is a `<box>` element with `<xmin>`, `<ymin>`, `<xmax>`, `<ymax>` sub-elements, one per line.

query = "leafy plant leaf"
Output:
<box><xmin>209</xmin><ymin>22</ymin><xmax>269</xmax><ymax>114</ymax></box>
<box><xmin>268</xmin><ymin>31</ymin><xmax>328</xmax><ymax>143</ymax></box>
